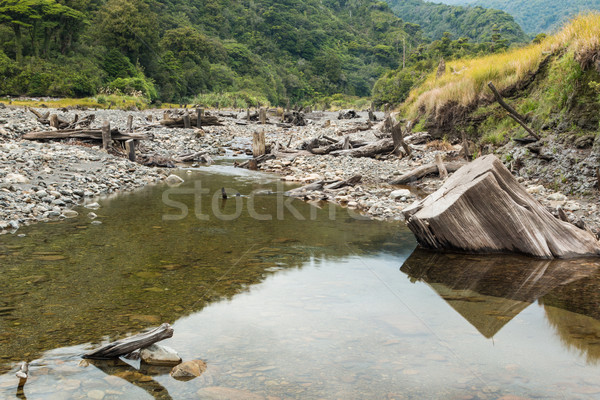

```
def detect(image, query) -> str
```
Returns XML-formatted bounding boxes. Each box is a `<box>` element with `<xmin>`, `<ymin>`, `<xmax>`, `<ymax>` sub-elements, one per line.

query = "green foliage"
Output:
<box><xmin>107</xmin><ymin>77</ymin><xmax>157</xmax><ymax>100</ymax></box>
<box><xmin>0</xmin><ymin>55</ymin><xmax>103</xmax><ymax>97</ymax></box>
<box><xmin>193</xmin><ymin>91</ymin><xmax>270</xmax><ymax>109</ymax></box>
<box><xmin>384</xmin><ymin>0</ymin><xmax>528</xmax><ymax>44</ymax></box>
<box><xmin>467</xmin><ymin>0</ymin><xmax>600</xmax><ymax>34</ymax></box>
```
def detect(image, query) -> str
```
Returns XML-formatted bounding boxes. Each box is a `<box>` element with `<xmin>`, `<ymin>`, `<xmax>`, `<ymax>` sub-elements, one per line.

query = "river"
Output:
<box><xmin>1</xmin><ymin>162</ymin><xmax>599</xmax><ymax>399</ymax></box>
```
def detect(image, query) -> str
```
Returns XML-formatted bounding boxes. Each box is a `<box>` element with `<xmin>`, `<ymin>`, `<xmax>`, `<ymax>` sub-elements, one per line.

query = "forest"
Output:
<box><xmin>383</xmin><ymin>0</ymin><xmax>528</xmax><ymax>43</ymax></box>
<box><xmin>434</xmin><ymin>0</ymin><xmax>600</xmax><ymax>34</ymax></box>
<box><xmin>0</xmin><ymin>0</ymin><xmax>530</xmax><ymax>106</ymax></box>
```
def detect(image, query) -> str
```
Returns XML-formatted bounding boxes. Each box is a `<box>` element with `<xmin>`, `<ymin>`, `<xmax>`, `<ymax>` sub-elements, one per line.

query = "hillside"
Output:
<box><xmin>0</xmin><ymin>0</ymin><xmax>424</xmax><ymax>105</ymax></box>
<box><xmin>384</xmin><ymin>0</ymin><xmax>528</xmax><ymax>43</ymax></box>
<box><xmin>435</xmin><ymin>0</ymin><xmax>600</xmax><ymax>34</ymax></box>
<box><xmin>402</xmin><ymin>13</ymin><xmax>600</xmax><ymax>144</ymax></box>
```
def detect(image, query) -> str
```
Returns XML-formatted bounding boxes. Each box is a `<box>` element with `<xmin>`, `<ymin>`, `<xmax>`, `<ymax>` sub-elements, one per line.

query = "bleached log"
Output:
<box><xmin>23</xmin><ymin>129</ymin><xmax>150</xmax><ymax>141</ymax></box>
<box><xmin>83</xmin><ymin>323</ymin><xmax>174</xmax><ymax>359</ymax></box>
<box><xmin>402</xmin><ymin>155</ymin><xmax>600</xmax><ymax>258</ymax></box>
<box><xmin>389</xmin><ymin>161</ymin><xmax>465</xmax><ymax>185</ymax></box>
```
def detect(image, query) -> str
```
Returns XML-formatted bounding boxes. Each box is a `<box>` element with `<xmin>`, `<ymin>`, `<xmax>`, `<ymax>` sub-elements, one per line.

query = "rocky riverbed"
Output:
<box><xmin>0</xmin><ymin>104</ymin><xmax>598</xmax><ymax>237</ymax></box>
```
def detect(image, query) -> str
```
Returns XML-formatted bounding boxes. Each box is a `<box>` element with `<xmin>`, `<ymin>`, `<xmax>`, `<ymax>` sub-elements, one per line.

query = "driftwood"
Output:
<box><xmin>175</xmin><ymin>152</ymin><xmax>213</xmax><ymax>164</ymax></box>
<box><xmin>330</xmin><ymin>138</ymin><xmax>394</xmax><ymax>157</ymax></box>
<box><xmin>402</xmin><ymin>155</ymin><xmax>600</xmax><ymax>258</ymax></box>
<box><xmin>389</xmin><ymin>161</ymin><xmax>466</xmax><ymax>185</ymax></box>
<box><xmin>236</xmin><ymin>153</ymin><xmax>275</xmax><ymax>169</ymax></box>
<box><xmin>391</xmin><ymin>123</ymin><xmax>411</xmax><ymax>156</ymax></box>
<box><xmin>324</xmin><ymin>175</ymin><xmax>361</xmax><ymax>190</ymax></box>
<box><xmin>337</xmin><ymin>109</ymin><xmax>359</xmax><ymax>120</ymax></box>
<box><xmin>488</xmin><ymin>82</ymin><xmax>540</xmax><ymax>140</ymax></box>
<box><xmin>283</xmin><ymin>111</ymin><xmax>306</xmax><ymax>126</ymax></box>
<box><xmin>22</xmin><ymin>128</ymin><xmax>150</xmax><ymax>141</ymax></box>
<box><xmin>160</xmin><ymin>114</ymin><xmax>222</xmax><ymax>128</ymax></box>
<box><xmin>434</xmin><ymin>154</ymin><xmax>448</xmax><ymax>180</ymax></box>
<box><xmin>83</xmin><ymin>323</ymin><xmax>174</xmax><ymax>359</ymax></box>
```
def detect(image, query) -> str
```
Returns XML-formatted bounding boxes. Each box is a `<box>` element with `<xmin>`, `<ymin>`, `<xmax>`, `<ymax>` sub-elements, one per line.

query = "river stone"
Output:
<box><xmin>390</xmin><ymin>189</ymin><xmax>411</xmax><ymax>199</ymax></box>
<box><xmin>85</xmin><ymin>202</ymin><xmax>101</xmax><ymax>210</ymax></box>
<box><xmin>62</xmin><ymin>210</ymin><xmax>78</xmax><ymax>218</ymax></box>
<box><xmin>166</xmin><ymin>175</ymin><xmax>184</xmax><ymax>185</ymax></box>
<box><xmin>170</xmin><ymin>360</ymin><xmax>207</xmax><ymax>381</ymax></box>
<box><xmin>5</xmin><ymin>173</ymin><xmax>29</xmax><ymax>184</ymax></box>
<box><xmin>403</xmin><ymin>155</ymin><xmax>600</xmax><ymax>259</ymax></box>
<box><xmin>140</xmin><ymin>344</ymin><xmax>181</xmax><ymax>366</ymax></box>
<box><xmin>547</xmin><ymin>192</ymin><xmax>567</xmax><ymax>202</ymax></box>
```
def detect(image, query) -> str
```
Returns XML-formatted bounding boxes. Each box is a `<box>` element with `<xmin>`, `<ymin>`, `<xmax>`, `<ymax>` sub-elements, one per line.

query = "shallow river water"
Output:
<box><xmin>1</xmin><ymin>163</ymin><xmax>600</xmax><ymax>399</ymax></box>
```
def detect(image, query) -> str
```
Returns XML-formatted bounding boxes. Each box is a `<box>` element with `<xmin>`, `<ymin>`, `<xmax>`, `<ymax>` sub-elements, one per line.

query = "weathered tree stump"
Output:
<box><xmin>102</xmin><ymin>121</ymin><xmax>111</xmax><ymax>150</ymax></box>
<box><xmin>252</xmin><ymin>130</ymin><xmax>266</xmax><ymax>157</ymax></box>
<box><xmin>127</xmin><ymin>115</ymin><xmax>133</xmax><ymax>133</ymax></box>
<box><xmin>403</xmin><ymin>155</ymin><xmax>600</xmax><ymax>258</ymax></box>
<box><xmin>125</xmin><ymin>139</ymin><xmax>136</xmax><ymax>162</ymax></box>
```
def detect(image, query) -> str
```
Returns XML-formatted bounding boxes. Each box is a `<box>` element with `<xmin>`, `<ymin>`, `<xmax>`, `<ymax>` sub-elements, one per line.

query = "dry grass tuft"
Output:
<box><xmin>425</xmin><ymin>140</ymin><xmax>454</xmax><ymax>151</ymax></box>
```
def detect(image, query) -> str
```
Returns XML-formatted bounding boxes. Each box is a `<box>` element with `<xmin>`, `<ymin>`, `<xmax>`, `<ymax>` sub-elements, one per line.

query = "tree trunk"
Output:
<box><xmin>13</xmin><ymin>25</ymin><xmax>23</xmax><ymax>64</ymax></box>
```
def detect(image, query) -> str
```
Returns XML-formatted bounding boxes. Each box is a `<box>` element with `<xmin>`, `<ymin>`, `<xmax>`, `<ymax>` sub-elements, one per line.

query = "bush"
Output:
<box><xmin>107</xmin><ymin>77</ymin><xmax>158</xmax><ymax>100</ymax></box>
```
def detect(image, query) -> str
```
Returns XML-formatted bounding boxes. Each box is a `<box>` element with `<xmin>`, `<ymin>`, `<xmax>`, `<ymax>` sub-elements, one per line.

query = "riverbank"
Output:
<box><xmin>0</xmin><ymin>105</ymin><xmax>598</xmax><ymax>237</ymax></box>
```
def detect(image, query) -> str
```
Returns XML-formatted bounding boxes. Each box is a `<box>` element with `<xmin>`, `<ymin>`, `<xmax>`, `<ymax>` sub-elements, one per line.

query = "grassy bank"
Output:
<box><xmin>402</xmin><ymin>13</ymin><xmax>600</xmax><ymax>141</ymax></box>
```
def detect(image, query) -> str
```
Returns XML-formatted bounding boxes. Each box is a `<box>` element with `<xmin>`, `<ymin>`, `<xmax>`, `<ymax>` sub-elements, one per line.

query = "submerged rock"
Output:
<box><xmin>165</xmin><ymin>174</ymin><xmax>184</xmax><ymax>186</ymax></box>
<box><xmin>140</xmin><ymin>344</ymin><xmax>181</xmax><ymax>366</ymax></box>
<box><xmin>170</xmin><ymin>360</ymin><xmax>207</xmax><ymax>381</ymax></box>
<box><xmin>403</xmin><ymin>155</ymin><xmax>600</xmax><ymax>259</ymax></box>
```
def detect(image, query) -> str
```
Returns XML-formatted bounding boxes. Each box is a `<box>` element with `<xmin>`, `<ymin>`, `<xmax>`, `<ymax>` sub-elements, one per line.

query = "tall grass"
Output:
<box><xmin>404</xmin><ymin>12</ymin><xmax>600</xmax><ymax>120</ymax></box>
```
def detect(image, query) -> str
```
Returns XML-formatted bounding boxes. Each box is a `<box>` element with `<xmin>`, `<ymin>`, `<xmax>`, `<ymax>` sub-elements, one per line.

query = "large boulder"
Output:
<box><xmin>402</xmin><ymin>155</ymin><xmax>600</xmax><ymax>259</ymax></box>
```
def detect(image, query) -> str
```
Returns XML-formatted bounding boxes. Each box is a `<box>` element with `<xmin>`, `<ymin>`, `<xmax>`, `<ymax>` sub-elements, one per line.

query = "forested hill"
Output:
<box><xmin>433</xmin><ymin>0</ymin><xmax>600</xmax><ymax>34</ymax></box>
<box><xmin>0</xmin><ymin>0</ymin><xmax>426</xmax><ymax>104</ymax></box>
<box><xmin>383</xmin><ymin>0</ymin><xmax>528</xmax><ymax>43</ymax></box>
<box><xmin>470</xmin><ymin>0</ymin><xmax>600</xmax><ymax>34</ymax></box>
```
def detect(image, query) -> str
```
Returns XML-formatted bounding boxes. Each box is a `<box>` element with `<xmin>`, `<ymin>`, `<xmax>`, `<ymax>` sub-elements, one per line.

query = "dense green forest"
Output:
<box><xmin>0</xmin><ymin>0</ymin><xmax>430</xmax><ymax>105</ymax></box>
<box><xmin>434</xmin><ymin>0</ymin><xmax>600</xmax><ymax>34</ymax></box>
<box><xmin>383</xmin><ymin>0</ymin><xmax>528</xmax><ymax>43</ymax></box>
<box><xmin>0</xmin><ymin>0</ymin><xmax>533</xmax><ymax>105</ymax></box>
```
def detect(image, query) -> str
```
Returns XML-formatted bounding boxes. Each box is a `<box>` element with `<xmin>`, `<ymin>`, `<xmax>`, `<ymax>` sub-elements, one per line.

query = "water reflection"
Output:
<box><xmin>0</xmin><ymin>167</ymin><xmax>406</xmax><ymax>375</ymax></box>
<box><xmin>402</xmin><ymin>249</ymin><xmax>600</xmax><ymax>348</ymax></box>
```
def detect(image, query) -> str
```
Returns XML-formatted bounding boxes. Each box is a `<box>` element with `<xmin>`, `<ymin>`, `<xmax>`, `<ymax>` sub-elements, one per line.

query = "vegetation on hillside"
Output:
<box><xmin>371</xmin><ymin>21</ymin><xmax>523</xmax><ymax>106</ymax></box>
<box><xmin>0</xmin><ymin>0</ymin><xmax>427</xmax><ymax>105</ymax></box>
<box><xmin>469</xmin><ymin>0</ymin><xmax>600</xmax><ymax>34</ymax></box>
<box><xmin>400</xmin><ymin>13</ymin><xmax>600</xmax><ymax>143</ymax></box>
<box><xmin>384</xmin><ymin>0</ymin><xmax>528</xmax><ymax>43</ymax></box>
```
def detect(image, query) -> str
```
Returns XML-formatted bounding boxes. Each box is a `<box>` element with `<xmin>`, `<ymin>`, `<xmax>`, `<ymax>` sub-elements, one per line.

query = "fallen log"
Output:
<box><xmin>175</xmin><ymin>152</ymin><xmax>213</xmax><ymax>164</ymax></box>
<box><xmin>324</xmin><ymin>175</ymin><xmax>361</xmax><ymax>190</ymax></box>
<box><xmin>83</xmin><ymin>323</ymin><xmax>174</xmax><ymax>359</ymax></box>
<box><xmin>402</xmin><ymin>155</ymin><xmax>600</xmax><ymax>258</ymax></box>
<box><xmin>488</xmin><ymin>82</ymin><xmax>540</xmax><ymax>140</ymax></box>
<box><xmin>285</xmin><ymin>181</ymin><xmax>324</xmax><ymax>198</ymax></box>
<box><xmin>389</xmin><ymin>161</ymin><xmax>466</xmax><ymax>185</ymax></box>
<box><xmin>22</xmin><ymin>129</ymin><xmax>150</xmax><ymax>141</ymax></box>
<box><xmin>330</xmin><ymin>138</ymin><xmax>394</xmax><ymax>157</ymax></box>
<box><xmin>160</xmin><ymin>115</ymin><xmax>222</xmax><ymax>127</ymax></box>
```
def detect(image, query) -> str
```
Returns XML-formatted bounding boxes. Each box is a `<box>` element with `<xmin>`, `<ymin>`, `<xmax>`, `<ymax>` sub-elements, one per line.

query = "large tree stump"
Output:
<box><xmin>252</xmin><ymin>130</ymin><xmax>266</xmax><ymax>157</ymax></box>
<box><xmin>403</xmin><ymin>155</ymin><xmax>600</xmax><ymax>259</ymax></box>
